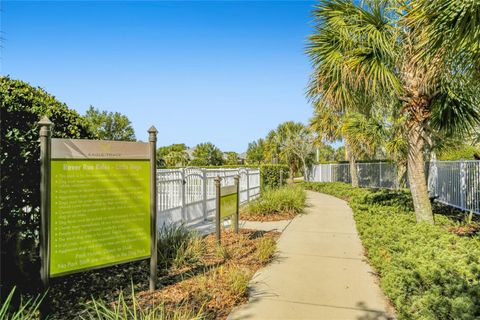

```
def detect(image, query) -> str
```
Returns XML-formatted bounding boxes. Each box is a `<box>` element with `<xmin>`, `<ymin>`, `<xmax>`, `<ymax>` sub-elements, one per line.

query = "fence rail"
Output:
<box><xmin>307</xmin><ymin>160</ymin><xmax>480</xmax><ymax>214</ymax></box>
<box><xmin>157</xmin><ymin>167</ymin><xmax>260</xmax><ymax>228</ymax></box>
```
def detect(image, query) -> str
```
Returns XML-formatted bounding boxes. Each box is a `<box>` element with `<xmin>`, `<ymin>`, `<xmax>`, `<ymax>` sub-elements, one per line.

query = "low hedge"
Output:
<box><xmin>259</xmin><ymin>164</ymin><xmax>289</xmax><ymax>189</ymax></box>
<box><xmin>303</xmin><ymin>182</ymin><xmax>480</xmax><ymax>320</ymax></box>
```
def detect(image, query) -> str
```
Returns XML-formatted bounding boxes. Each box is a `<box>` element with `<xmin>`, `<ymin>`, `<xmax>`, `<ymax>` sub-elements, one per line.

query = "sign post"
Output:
<box><xmin>38</xmin><ymin>117</ymin><xmax>158</xmax><ymax>314</ymax></box>
<box><xmin>39</xmin><ymin>116</ymin><xmax>52</xmax><ymax>317</ymax></box>
<box><xmin>148</xmin><ymin>126</ymin><xmax>158</xmax><ymax>292</ymax></box>
<box><xmin>215</xmin><ymin>175</ymin><xmax>240</xmax><ymax>245</ymax></box>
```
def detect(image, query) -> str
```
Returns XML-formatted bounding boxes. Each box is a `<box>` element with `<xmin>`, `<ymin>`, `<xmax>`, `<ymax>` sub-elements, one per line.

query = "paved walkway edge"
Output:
<box><xmin>228</xmin><ymin>191</ymin><xmax>395</xmax><ymax>320</ymax></box>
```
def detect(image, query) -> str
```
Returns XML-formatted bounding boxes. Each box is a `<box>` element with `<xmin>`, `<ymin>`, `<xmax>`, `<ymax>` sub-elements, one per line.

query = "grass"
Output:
<box><xmin>241</xmin><ymin>185</ymin><xmax>306</xmax><ymax>221</ymax></box>
<box><xmin>254</xmin><ymin>237</ymin><xmax>277</xmax><ymax>264</ymax></box>
<box><xmin>157</xmin><ymin>223</ymin><xmax>206</xmax><ymax>269</ymax></box>
<box><xmin>81</xmin><ymin>287</ymin><xmax>204</xmax><ymax>320</ymax></box>
<box><xmin>303</xmin><ymin>182</ymin><xmax>480</xmax><ymax>320</ymax></box>
<box><xmin>0</xmin><ymin>287</ymin><xmax>44</xmax><ymax>320</ymax></box>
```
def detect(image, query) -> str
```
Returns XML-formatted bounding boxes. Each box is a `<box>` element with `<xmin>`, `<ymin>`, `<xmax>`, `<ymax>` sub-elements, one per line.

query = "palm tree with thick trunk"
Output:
<box><xmin>307</xmin><ymin>0</ymin><xmax>480</xmax><ymax>224</ymax></box>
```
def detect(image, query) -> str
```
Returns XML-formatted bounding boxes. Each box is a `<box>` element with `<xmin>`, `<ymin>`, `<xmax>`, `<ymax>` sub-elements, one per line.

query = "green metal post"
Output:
<box><xmin>215</xmin><ymin>176</ymin><xmax>221</xmax><ymax>245</ymax></box>
<box><xmin>148</xmin><ymin>126</ymin><xmax>158</xmax><ymax>292</ymax></box>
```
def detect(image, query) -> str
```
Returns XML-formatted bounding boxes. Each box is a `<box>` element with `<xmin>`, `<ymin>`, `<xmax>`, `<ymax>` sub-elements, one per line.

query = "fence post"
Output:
<box><xmin>280</xmin><ymin>168</ymin><xmax>283</xmax><ymax>186</ymax></box>
<box><xmin>215</xmin><ymin>176</ymin><xmax>221</xmax><ymax>245</ymax></box>
<box><xmin>246</xmin><ymin>169</ymin><xmax>250</xmax><ymax>202</ymax></box>
<box><xmin>181</xmin><ymin>168</ymin><xmax>186</xmax><ymax>220</ymax></box>
<box><xmin>379</xmin><ymin>162</ymin><xmax>382</xmax><ymax>188</ymax></box>
<box><xmin>460</xmin><ymin>161</ymin><xmax>466</xmax><ymax>209</ymax></box>
<box><xmin>202</xmin><ymin>169</ymin><xmax>207</xmax><ymax>220</ymax></box>
<box><xmin>39</xmin><ymin>116</ymin><xmax>52</xmax><ymax>318</ymax></box>
<box><xmin>148</xmin><ymin>126</ymin><xmax>158</xmax><ymax>292</ymax></box>
<box><xmin>234</xmin><ymin>175</ymin><xmax>240</xmax><ymax>234</ymax></box>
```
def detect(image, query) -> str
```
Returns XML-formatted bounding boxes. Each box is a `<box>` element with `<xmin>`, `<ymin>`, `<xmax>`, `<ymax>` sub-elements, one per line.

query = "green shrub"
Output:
<box><xmin>259</xmin><ymin>164</ymin><xmax>289</xmax><ymax>189</ymax></box>
<box><xmin>303</xmin><ymin>182</ymin><xmax>480</xmax><ymax>320</ymax></box>
<box><xmin>157</xmin><ymin>223</ymin><xmax>205</xmax><ymax>269</ymax></box>
<box><xmin>1</xmin><ymin>77</ymin><xmax>94</xmax><ymax>297</ymax></box>
<box><xmin>243</xmin><ymin>185</ymin><xmax>306</xmax><ymax>217</ymax></box>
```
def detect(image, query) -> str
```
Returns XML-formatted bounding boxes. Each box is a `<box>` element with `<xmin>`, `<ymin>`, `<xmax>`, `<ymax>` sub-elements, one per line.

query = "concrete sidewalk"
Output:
<box><xmin>228</xmin><ymin>191</ymin><xmax>395</xmax><ymax>320</ymax></box>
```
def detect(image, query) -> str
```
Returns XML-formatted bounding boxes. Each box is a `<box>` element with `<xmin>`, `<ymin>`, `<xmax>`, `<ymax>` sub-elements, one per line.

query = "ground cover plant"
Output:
<box><xmin>303</xmin><ymin>182</ymin><xmax>480</xmax><ymax>320</ymax></box>
<box><xmin>12</xmin><ymin>225</ymin><xmax>278</xmax><ymax>319</ymax></box>
<box><xmin>241</xmin><ymin>185</ymin><xmax>306</xmax><ymax>221</ymax></box>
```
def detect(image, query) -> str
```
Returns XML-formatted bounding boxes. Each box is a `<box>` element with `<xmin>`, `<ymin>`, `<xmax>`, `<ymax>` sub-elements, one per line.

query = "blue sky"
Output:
<box><xmin>2</xmin><ymin>1</ymin><xmax>318</xmax><ymax>152</ymax></box>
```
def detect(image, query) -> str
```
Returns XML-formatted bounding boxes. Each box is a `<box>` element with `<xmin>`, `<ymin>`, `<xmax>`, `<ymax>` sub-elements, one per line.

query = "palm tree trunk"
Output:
<box><xmin>406</xmin><ymin>120</ymin><xmax>434</xmax><ymax>224</ymax></box>
<box><xmin>345</xmin><ymin>142</ymin><xmax>359</xmax><ymax>187</ymax></box>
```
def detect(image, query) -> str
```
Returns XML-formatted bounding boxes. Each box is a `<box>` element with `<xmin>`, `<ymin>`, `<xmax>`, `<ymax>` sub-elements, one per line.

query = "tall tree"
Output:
<box><xmin>190</xmin><ymin>142</ymin><xmax>224</xmax><ymax>166</ymax></box>
<box><xmin>84</xmin><ymin>106</ymin><xmax>136</xmax><ymax>141</ymax></box>
<box><xmin>316</xmin><ymin>144</ymin><xmax>336</xmax><ymax>162</ymax></box>
<box><xmin>224</xmin><ymin>152</ymin><xmax>239</xmax><ymax>165</ymax></box>
<box><xmin>310</xmin><ymin>105</ymin><xmax>386</xmax><ymax>186</ymax></box>
<box><xmin>164</xmin><ymin>150</ymin><xmax>189</xmax><ymax>167</ymax></box>
<box><xmin>281</xmin><ymin>125</ymin><xmax>316</xmax><ymax>179</ymax></box>
<box><xmin>246</xmin><ymin>139</ymin><xmax>265</xmax><ymax>164</ymax></box>
<box><xmin>266</xmin><ymin>122</ymin><xmax>311</xmax><ymax>182</ymax></box>
<box><xmin>307</xmin><ymin>0</ymin><xmax>480</xmax><ymax>223</ymax></box>
<box><xmin>157</xmin><ymin>143</ymin><xmax>188</xmax><ymax>167</ymax></box>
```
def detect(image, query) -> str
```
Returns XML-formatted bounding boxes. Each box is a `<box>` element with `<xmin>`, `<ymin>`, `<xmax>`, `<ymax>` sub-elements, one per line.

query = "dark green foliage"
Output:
<box><xmin>303</xmin><ymin>182</ymin><xmax>480</xmax><ymax>320</ymax></box>
<box><xmin>259</xmin><ymin>164</ymin><xmax>289</xmax><ymax>189</ymax></box>
<box><xmin>0</xmin><ymin>76</ymin><xmax>94</xmax><ymax>297</ymax></box>
<box><xmin>83</xmin><ymin>106</ymin><xmax>136</xmax><ymax>141</ymax></box>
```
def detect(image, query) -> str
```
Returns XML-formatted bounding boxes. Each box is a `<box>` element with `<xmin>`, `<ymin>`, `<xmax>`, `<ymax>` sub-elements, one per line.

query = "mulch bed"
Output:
<box><xmin>48</xmin><ymin>229</ymin><xmax>279</xmax><ymax>319</ymax></box>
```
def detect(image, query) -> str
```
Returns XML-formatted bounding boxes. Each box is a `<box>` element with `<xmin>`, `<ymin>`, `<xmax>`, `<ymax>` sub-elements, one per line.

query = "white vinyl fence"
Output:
<box><xmin>307</xmin><ymin>160</ymin><xmax>480</xmax><ymax>214</ymax></box>
<box><xmin>157</xmin><ymin>167</ymin><xmax>260</xmax><ymax>228</ymax></box>
<box><xmin>307</xmin><ymin>162</ymin><xmax>399</xmax><ymax>189</ymax></box>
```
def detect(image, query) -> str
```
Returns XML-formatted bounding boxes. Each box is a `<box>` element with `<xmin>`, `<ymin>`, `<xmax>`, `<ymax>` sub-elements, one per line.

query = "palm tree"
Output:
<box><xmin>310</xmin><ymin>104</ymin><xmax>386</xmax><ymax>187</ymax></box>
<box><xmin>164</xmin><ymin>150</ymin><xmax>189</xmax><ymax>167</ymax></box>
<box><xmin>307</xmin><ymin>0</ymin><xmax>480</xmax><ymax>224</ymax></box>
<box><xmin>264</xmin><ymin>122</ymin><xmax>307</xmax><ymax>182</ymax></box>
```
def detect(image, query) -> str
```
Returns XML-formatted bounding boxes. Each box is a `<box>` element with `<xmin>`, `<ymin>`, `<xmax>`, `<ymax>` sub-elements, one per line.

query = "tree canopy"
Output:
<box><xmin>84</xmin><ymin>106</ymin><xmax>136</xmax><ymax>141</ymax></box>
<box><xmin>190</xmin><ymin>142</ymin><xmax>224</xmax><ymax>166</ymax></box>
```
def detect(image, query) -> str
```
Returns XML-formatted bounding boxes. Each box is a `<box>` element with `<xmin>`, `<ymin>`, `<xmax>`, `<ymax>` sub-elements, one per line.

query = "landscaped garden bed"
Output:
<box><xmin>5</xmin><ymin>227</ymin><xmax>278</xmax><ymax>319</ymax></box>
<box><xmin>240</xmin><ymin>185</ymin><xmax>306</xmax><ymax>221</ymax></box>
<box><xmin>303</xmin><ymin>182</ymin><xmax>480</xmax><ymax>320</ymax></box>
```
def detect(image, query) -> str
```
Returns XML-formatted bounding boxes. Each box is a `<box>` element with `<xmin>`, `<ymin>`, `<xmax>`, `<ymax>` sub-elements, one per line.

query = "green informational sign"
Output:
<box><xmin>50</xmin><ymin>159</ymin><xmax>150</xmax><ymax>276</ymax></box>
<box><xmin>220</xmin><ymin>186</ymin><xmax>238</xmax><ymax>218</ymax></box>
